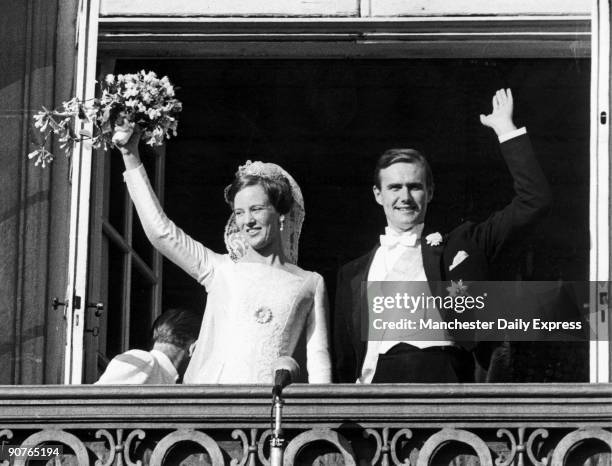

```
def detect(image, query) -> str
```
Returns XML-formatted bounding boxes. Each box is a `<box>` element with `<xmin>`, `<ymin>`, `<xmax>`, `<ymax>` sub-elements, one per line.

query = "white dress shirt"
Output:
<box><xmin>358</xmin><ymin>224</ymin><xmax>453</xmax><ymax>383</ymax></box>
<box><xmin>96</xmin><ymin>349</ymin><xmax>178</xmax><ymax>384</ymax></box>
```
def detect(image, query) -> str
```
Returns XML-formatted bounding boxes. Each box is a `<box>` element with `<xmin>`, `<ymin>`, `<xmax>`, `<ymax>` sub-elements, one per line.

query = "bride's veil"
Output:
<box><xmin>223</xmin><ymin>161</ymin><xmax>305</xmax><ymax>264</ymax></box>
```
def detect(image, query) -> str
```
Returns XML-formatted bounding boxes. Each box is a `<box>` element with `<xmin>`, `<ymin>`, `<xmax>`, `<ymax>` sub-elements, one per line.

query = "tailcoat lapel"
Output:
<box><xmin>421</xmin><ymin>225</ymin><xmax>444</xmax><ymax>292</ymax></box>
<box><xmin>349</xmin><ymin>246</ymin><xmax>378</xmax><ymax>369</ymax></box>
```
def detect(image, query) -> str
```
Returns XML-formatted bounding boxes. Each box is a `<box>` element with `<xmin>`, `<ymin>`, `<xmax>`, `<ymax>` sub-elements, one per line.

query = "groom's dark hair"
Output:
<box><xmin>373</xmin><ymin>148</ymin><xmax>434</xmax><ymax>192</ymax></box>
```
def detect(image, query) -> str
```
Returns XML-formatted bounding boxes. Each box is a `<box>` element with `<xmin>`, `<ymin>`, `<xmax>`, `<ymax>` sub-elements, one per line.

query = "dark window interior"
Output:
<box><xmin>113</xmin><ymin>58</ymin><xmax>590</xmax><ymax>382</ymax></box>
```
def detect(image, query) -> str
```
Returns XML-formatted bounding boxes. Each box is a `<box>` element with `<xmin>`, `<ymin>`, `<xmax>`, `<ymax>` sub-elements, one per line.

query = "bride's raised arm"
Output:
<box><xmin>117</xmin><ymin>132</ymin><xmax>225</xmax><ymax>289</ymax></box>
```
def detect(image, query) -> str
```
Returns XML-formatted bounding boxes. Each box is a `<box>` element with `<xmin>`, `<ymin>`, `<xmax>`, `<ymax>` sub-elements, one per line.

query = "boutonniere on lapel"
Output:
<box><xmin>449</xmin><ymin>250</ymin><xmax>469</xmax><ymax>271</ymax></box>
<box><xmin>425</xmin><ymin>232</ymin><xmax>443</xmax><ymax>247</ymax></box>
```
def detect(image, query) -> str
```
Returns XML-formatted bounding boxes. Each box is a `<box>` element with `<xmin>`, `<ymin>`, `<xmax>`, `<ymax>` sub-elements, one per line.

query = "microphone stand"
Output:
<box><xmin>270</xmin><ymin>358</ymin><xmax>299</xmax><ymax>466</ymax></box>
<box><xmin>270</xmin><ymin>393</ymin><xmax>284</xmax><ymax>466</ymax></box>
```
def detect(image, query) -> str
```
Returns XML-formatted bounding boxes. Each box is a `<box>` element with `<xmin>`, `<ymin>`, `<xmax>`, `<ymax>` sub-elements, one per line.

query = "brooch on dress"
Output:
<box><xmin>254</xmin><ymin>307</ymin><xmax>273</xmax><ymax>324</ymax></box>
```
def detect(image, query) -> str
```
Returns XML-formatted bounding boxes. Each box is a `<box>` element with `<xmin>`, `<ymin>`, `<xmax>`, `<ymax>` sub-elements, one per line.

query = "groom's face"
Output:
<box><xmin>373</xmin><ymin>161</ymin><xmax>433</xmax><ymax>232</ymax></box>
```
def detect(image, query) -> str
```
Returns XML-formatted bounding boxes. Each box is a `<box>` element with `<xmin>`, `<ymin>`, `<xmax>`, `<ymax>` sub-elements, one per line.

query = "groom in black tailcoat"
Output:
<box><xmin>333</xmin><ymin>89</ymin><xmax>552</xmax><ymax>383</ymax></box>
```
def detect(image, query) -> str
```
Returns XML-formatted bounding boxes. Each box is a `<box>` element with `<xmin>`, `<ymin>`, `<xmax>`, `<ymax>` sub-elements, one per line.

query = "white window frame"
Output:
<box><xmin>589</xmin><ymin>0</ymin><xmax>610</xmax><ymax>383</ymax></box>
<box><xmin>64</xmin><ymin>0</ymin><xmax>100</xmax><ymax>384</ymax></box>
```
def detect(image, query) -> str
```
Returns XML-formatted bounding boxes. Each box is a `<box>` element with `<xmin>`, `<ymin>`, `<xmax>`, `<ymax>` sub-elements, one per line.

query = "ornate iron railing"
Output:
<box><xmin>0</xmin><ymin>384</ymin><xmax>610</xmax><ymax>465</ymax></box>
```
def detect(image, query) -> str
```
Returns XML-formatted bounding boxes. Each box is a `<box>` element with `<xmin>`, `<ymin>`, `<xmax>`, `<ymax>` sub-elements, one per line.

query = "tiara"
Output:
<box><xmin>224</xmin><ymin>160</ymin><xmax>288</xmax><ymax>203</ymax></box>
<box><xmin>236</xmin><ymin>160</ymin><xmax>287</xmax><ymax>181</ymax></box>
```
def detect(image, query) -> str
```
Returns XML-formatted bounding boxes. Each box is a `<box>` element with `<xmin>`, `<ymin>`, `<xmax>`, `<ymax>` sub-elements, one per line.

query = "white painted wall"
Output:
<box><xmin>100</xmin><ymin>0</ymin><xmax>359</xmax><ymax>16</ymax></box>
<box><xmin>368</xmin><ymin>0</ymin><xmax>590</xmax><ymax>16</ymax></box>
<box><xmin>100</xmin><ymin>0</ymin><xmax>589</xmax><ymax>17</ymax></box>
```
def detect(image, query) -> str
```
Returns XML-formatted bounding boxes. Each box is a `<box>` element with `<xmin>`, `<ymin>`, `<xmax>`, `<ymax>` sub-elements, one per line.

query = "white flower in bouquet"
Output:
<box><xmin>29</xmin><ymin>70</ymin><xmax>183</xmax><ymax>167</ymax></box>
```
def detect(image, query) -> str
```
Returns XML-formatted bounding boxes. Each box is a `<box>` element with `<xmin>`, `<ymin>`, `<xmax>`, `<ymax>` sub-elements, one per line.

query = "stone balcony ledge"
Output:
<box><xmin>0</xmin><ymin>384</ymin><xmax>610</xmax><ymax>465</ymax></box>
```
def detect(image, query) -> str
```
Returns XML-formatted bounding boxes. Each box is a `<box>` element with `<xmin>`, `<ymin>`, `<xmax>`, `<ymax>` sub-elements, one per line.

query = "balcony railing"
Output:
<box><xmin>0</xmin><ymin>384</ymin><xmax>610</xmax><ymax>465</ymax></box>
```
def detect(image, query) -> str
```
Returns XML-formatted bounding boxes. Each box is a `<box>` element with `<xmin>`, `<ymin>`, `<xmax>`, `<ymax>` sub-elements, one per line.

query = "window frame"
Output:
<box><xmin>65</xmin><ymin>4</ymin><xmax>609</xmax><ymax>384</ymax></box>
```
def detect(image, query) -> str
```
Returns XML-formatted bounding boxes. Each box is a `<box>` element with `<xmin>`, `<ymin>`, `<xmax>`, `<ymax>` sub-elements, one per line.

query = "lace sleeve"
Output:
<box><xmin>123</xmin><ymin>164</ymin><xmax>225</xmax><ymax>289</ymax></box>
<box><xmin>305</xmin><ymin>273</ymin><xmax>332</xmax><ymax>383</ymax></box>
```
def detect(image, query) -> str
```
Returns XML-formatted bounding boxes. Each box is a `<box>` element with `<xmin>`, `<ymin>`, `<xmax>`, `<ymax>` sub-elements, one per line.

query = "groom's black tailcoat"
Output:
<box><xmin>333</xmin><ymin>134</ymin><xmax>552</xmax><ymax>383</ymax></box>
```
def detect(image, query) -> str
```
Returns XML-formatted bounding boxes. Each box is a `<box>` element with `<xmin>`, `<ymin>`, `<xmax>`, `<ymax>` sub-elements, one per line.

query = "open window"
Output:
<box><xmin>63</xmin><ymin>1</ymin><xmax>609</xmax><ymax>384</ymax></box>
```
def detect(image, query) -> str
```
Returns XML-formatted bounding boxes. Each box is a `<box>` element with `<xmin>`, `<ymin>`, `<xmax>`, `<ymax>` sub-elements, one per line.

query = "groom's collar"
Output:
<box><xmin>383</xmin><ymin>223</ymin><xmax>425</xmax><ymax>238</ymax></box>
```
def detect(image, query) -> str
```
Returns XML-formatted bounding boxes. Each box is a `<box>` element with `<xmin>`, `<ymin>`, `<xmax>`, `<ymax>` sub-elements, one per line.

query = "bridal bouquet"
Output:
<box><xmin>29</xmin><ymin>70</ymin><xmax>182</xmax><ymax>167</ymax></box>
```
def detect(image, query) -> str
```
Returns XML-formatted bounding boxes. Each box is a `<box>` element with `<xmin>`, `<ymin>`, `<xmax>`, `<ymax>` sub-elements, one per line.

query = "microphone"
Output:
<box><xmin>270</xmin><ymin>357</ymin><xmax>298</xmax><ymax>466</ymax></box>
<box><xmin>272</xmin><ymin>356</ymin><xmax>300</xmax><ymax>398</ymax></box>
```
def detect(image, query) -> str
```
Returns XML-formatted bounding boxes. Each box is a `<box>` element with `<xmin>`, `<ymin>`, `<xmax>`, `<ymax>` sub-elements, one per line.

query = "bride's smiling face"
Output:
<box><xmin>233</xmin><ymin>184</ymin><xmax>282</xmax><ymax>251</ymax></box>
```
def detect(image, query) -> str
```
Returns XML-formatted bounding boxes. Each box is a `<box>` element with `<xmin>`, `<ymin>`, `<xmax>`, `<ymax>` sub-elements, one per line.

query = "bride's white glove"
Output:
<box><xmin>114</xmin><ymin>119</ymin><xmax>143</xmax><ymax>170</ymax></box>
<box><xmin>112</xmin><ymin>118</ymin><xmax>136</xmax><ymax>146</ymax></box>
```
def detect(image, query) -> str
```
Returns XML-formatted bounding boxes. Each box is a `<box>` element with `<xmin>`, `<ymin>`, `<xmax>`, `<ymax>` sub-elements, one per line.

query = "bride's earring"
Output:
<box><xmin>279</xmin><ymin>216</ymin><xmax>285</xmax><ymax>232</ymax></box>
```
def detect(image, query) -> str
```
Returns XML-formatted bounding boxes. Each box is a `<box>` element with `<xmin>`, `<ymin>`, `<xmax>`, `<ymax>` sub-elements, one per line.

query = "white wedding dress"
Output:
<box><xmin>124</xmin><ymin>165</ymin><xmax>332</xmax><ymax>384</ymax></box>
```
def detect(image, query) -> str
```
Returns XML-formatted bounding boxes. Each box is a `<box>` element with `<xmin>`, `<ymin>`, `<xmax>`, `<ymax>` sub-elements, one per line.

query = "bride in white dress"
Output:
<box><xmin>118</xmin><ymin>133</ymin><xmax>332</xmax><ymax>384</ymax></box>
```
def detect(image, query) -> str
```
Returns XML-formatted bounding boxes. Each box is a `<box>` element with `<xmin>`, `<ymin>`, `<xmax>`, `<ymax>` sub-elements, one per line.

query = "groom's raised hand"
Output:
<box><xmin>479</xmin><ymin>88</ymin><xmax>518</xmax><ymax>138</ymax></box>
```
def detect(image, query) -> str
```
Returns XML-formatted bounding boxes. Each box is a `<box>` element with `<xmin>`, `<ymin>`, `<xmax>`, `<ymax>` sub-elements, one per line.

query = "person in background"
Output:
<box><xmin>96</xmin><ymin>308</ymin><xmax>201</xmax><ymax>384</ymax></box>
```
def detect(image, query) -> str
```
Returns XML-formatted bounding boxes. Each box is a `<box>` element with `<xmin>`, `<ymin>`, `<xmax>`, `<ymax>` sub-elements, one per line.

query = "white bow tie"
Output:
<box><xmin>379</xmin><ymin>230</ymin><xmax>419</xmax><ymax>248</ymax></box>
